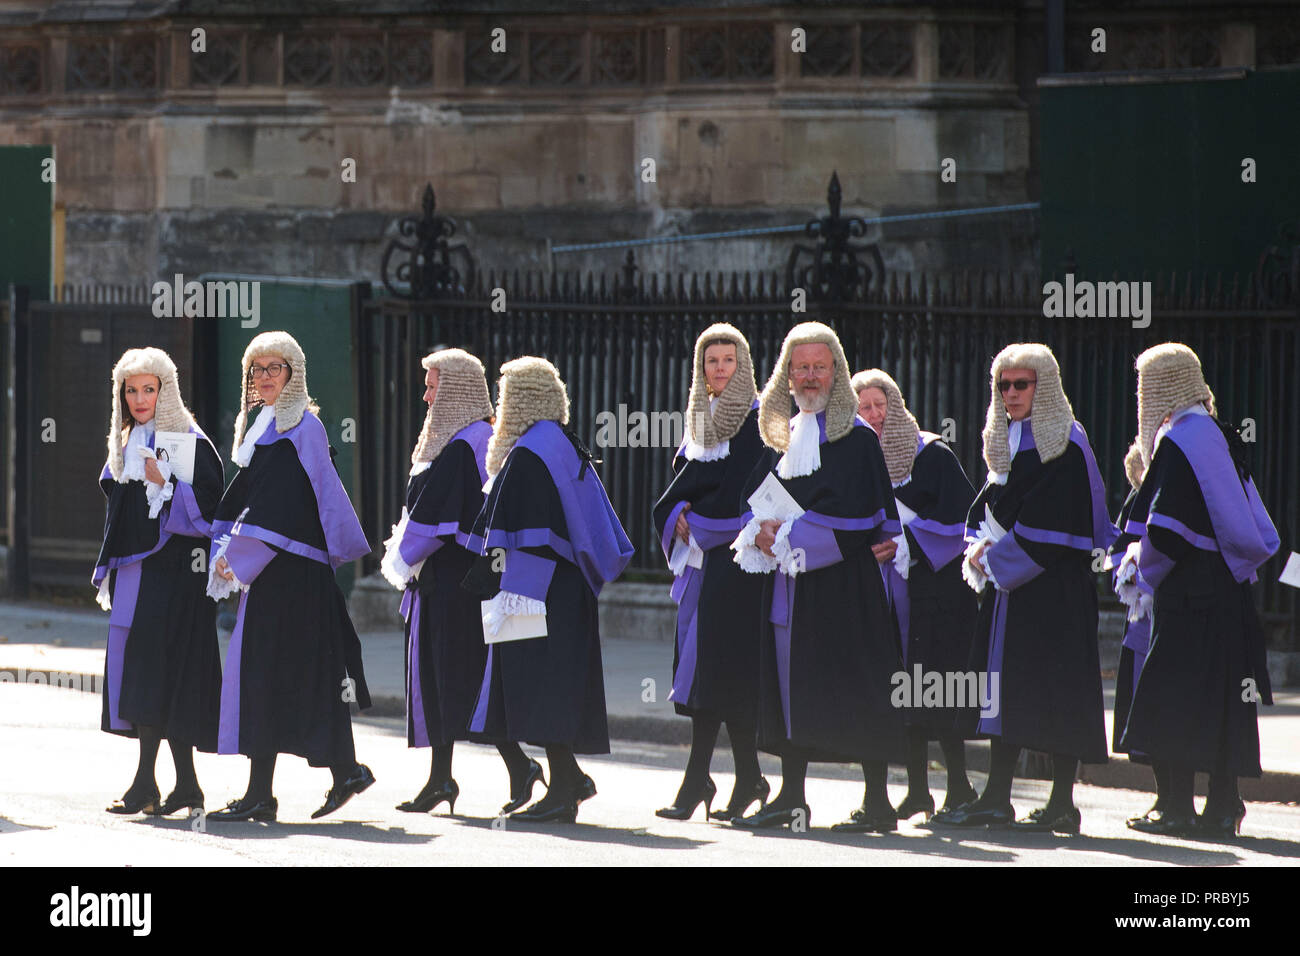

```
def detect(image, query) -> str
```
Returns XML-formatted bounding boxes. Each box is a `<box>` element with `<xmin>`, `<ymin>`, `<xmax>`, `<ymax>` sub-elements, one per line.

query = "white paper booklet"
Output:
<box><xmin>154</xmin><ymin>431</ymin><xmax>197</xmax><ymax>484</ymax></box>
<box><xmin>747</xmin><ymin>472</ymin><xmax>805</xmax><ymax>522</ymax></box>
<box><xmin>1280</xmin><ymin>552</ymin><xmax>1300</xmax><ymax>590</ymax></box>
<box><xmin>481</xmin><ymin>604</ymin><xmax>548</xmax><ymax>644</ymax></box>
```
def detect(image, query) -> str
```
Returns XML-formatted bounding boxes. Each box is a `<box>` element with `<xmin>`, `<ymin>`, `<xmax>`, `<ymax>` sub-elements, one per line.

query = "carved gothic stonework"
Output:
<box><xmin>530</xmin><ymin>32</ymin><xmax>582</xmax><ymax>86</ymax></box>
<box><xmin>0</xmin><ymin>45</ymin><xmax>42</xmax><ymax>94</ymax></box>
<box><xmin>67</xmin><ymin>38</ymin><xmax>112</xmax><ymax>91</ymax></box>
<box><xmin>466</xmin><ymin>27</ymin><xmax>522</xmax><ymax>85</ymax></box>
<box><xmin>284</xmin><ymin>34</ymin><xmax>333</xmax><ymax>86</ymax></box>
<box><xmin>190</xmin><ymin>33</ymin><xmax>241</xmax><ymax>86</ymax></box>
<box><xmin>860</xmin><ymin>23</ymin><xmax>914</xmax><ymax>77</ymax></box>
<box><xmin>801</xmin><ymin>25</ymin><xmax>853</xmax><ymax>77</ymax></box>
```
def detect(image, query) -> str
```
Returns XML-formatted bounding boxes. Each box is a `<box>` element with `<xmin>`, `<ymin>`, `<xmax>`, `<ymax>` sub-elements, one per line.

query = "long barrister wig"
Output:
<box><xmin>107</xmin><ymin>347</ymin><xmax>196</xmax><ymax>480</ymax></box>
<box><xmin>757</xmin><ymin>321</ymin><xmax>858</xmax><ymax>451</ymax></box>
<box><xmin>231</xmin><ymin>330</ymin><xmax>319</xmax><ymax>459</ymax></box>
<box><xmin>1133</xmin><ymin>342</ymin><xmax>1216</xmax><ymax>482</ymax></box>
<box><xmin>685</xmin><ymin>323</ymin><xmax>757</xmax><ymax>448</ymax></box>
<box><xmin>485</xmin><ymin>356</ymin><xmax>569</xmax><ymax>477</ymax></box>
<box><xmin>410</xmin><ymin>348</ymin><xmax>494</xmax><ymax>465</ymax></box>
<box><xmin>981</xmin><ymin>342</ymin><xmax>1075</xmax><ymax>475</ymax></box>
<box><xmin>851</xmin><ymin>368</ymin><xmax>920</xmax><ymax>483</ymax></box>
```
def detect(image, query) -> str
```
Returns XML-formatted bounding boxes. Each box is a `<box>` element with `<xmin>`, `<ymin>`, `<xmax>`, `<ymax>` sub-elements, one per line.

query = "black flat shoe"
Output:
<box><xmin>832</xmin><ymin>804</ymin><xmax>899</xmax><ymax>833</ymax></box>
<box><xmin>1126</xmin><ymin>810</ymin><xmax>1197</xmax><ymax>836</ymax></box>
<box><xmin>1126</xmin><ymin>801</ymin><xmax>1165</xmax><ymax>827</ymax></box>
<box><xmin>146</xmin><ymin>787</ymin><xmax>205</xmax><ymax>817</ymax></box>
<box><xmin>501</xmin><ymin>760</ymin><xmax>547</xmax><ymax>814</ymax></box>
<box><xmin>656</xmin><ymin>777</ymin><xmax>717</xmax><ymax>821</ymax></box>
<box><xmin>208</xmin><ymin>797</ymin><xmax>277</xmax><ymax>822</ymax></box>
<box><xmin>311</xmin><ymin>763</ymin><xmax>376</xmax><ymax>820</ymax></box>
<box><xmin>1011</xmin><ymin>805</ymin><xmax>1081</xmax><ymax>834</ymax></box>
<box><xmin>732</xmin><ymin>803</ymin><xmax>810</xmax><ymax>830</ymax></box>
<box><xmin>940</xmin><ymin>784</ymin><xmax>979</xmax><ymax>813</ymax></box>
<box><xmin>894</xmin><ymin>792</ymin><xmax>936</xmax><ymax>822</ymax></box>
<box><xmin>1196</xmin><ymin>801</ymin><xmax>1246</xmax><ymax>838</ymax></box>
<box><xmin>932</xmin><ymin>802</ymin><xmax>1015</xmax><ymax>828</ymax></box>
<box><xmin>397</xmin><ymin>779</ymin><xmax>458</xmax><ymax>814</ymax></box>
<box><xmin>106</xmin><ymin>786</ymin><xmax>160</xmax><ymax>815</ymax></box>
<box><xmin>710</xmin><ymin>776</ymin><xmax>771</xmax><ymax>822</ymax></box>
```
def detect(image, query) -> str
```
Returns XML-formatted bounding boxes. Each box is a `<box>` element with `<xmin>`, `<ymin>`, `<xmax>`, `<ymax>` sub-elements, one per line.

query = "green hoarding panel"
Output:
<box><xmin>0</xmin><ymin>145</ymin><xmax>54</xmax><ymax>300</ymax></box>
<box><xmin>202</xmin><ymin>274</ymin><xmax>365</xmax><ymax>595</ymax></box>
<box><xmin>1041</xmin><ymin>68</ymin><xmax>1300</xmax><ymax>278</ymax></box>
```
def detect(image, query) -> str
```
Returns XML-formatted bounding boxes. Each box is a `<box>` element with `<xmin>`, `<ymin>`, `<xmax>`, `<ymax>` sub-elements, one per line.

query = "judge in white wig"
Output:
<box><xmin>94</xmin><ymin>347</ymin><xmax>224</xmax><ymax>817</ymax></box>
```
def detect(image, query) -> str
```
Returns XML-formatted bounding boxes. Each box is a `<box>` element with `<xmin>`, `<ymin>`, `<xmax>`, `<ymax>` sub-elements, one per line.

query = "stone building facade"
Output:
<box><xmin>1</xmin><ymin>0</ymin><xmax>1297</xmax><ymax>288</ymax></box>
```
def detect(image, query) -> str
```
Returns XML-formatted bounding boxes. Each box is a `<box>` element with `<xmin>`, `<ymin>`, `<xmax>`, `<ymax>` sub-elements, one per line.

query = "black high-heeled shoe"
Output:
<box><xmin>1196</xmin><ymin>800</ymin><xmax>1246</xmax><ymax>839</ymax></box>
<box><xmin>732</xmin><ymin>802</ymin><xmax>810</xmax><ymax>830</ymax></box>
<box><xmin>397</xmin><ymin>779</ymin><xmax>459</xmax><ymax>815</ymax></box>
<box><xmin>894</xmin><ymin>792</ymin><xmax>936</xmax><ymax>822</ymax></box>
<box><xmin>146</xmin><ymin>786</ymin><xmax>205</xmax><ymax>817</ymax></box>
<box><xmin>576</xmin><ymin>773</ymin><xmax>597</xmax><ymax>803</ymax></box>
<box><xmin>501</xmin><ymin>761</ymin><xmax>546</xmax><ymax>814</ymax></box>
<box><xmin>656</xmin><ymin>777</ymin><xmax>717</xmax><ymax>821</ymax></box>
<box><xmin>106</xmin><ymin>785</ymin><xmax>160</xmax><ymax>815</ymax></box>
<box><xmin>208</xmin><ymin>796</ymin><xmax>278</xmax><ymax>822</ymax></box>
<box><xmin>311</xmin><ymin>763</ymin><xmax>375</xmax><ymax>820</ymax></box>
<box><xmin>1126</xmin><ymin>799</ymin><xmax>1166</xmax><ymax>827</ymax></box>
<box><xmin>710</xmin><ymin>776</ymin><xmax>770</xmax><ymax>822</ymax></box>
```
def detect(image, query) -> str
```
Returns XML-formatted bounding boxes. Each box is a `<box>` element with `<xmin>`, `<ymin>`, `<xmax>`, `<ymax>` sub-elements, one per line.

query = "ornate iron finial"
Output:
<box><xmin>785</xmin><ymin>171</ymin><xmax>885</xmax><ymax>302</ymax></box>
<box><xmin>381</xmin><ymin>183</ymin><xmax>476</xmax><ymax>299</ymax></box>
<box><xmin>1257</xmin><ymin>220</ymin><xmax>1300</xmax><ymax>307</ymax></box>
<box><xmin>617</xmin><ymin>249</ymin><xmax>639</xmax><ymax>301</ymax></box>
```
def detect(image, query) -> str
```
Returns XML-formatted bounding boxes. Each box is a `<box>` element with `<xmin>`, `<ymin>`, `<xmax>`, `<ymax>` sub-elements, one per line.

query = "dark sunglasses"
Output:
<box><xmin>998</xmin><ymin>378</ymin><xmax>1036</xmax><ymax>393</ymax></box>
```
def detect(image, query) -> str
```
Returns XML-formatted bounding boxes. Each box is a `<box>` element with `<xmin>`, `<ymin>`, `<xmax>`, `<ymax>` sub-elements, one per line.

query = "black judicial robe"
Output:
<box><xmin>464</xmin><ymin>420</ymin><xmax>634</xmax><ymax>755</ymax></box>
<box><xmin>94</xmin><ymin>424</ymin><xmax>224</xmax><ymax>750</ymax></box>
<box><xmin>740</xmin><ymin>414</ymin><xmax>906</xmax><ymax>763</ymax></box>
<box><xmin>650</xmin><ymin>407</ymin><xmax>767</xmax><ymax>721</ymax></box>
<box><xmin>1105</xmin><ymin>485</ymin><xmax>1154</xmax><ymax>761</ymax></box>
<box><xmin>885</xmin><ymin>433</ymin><xmax>980</xmax><ymax>735</ymax></box>
<box><xmin>393</xmin><ymin>421</ymin><xmax>492</xmax><ymax>748</ymax></box>
<box><xmin>1118</xmin><ymin>413</ymin><xmax>1279</xmax><ymax>776</ymax></box>
<box><xmin>966</xmin><ymin>420</ymin><xmax>1114</xmax><ymax>764</ymax></box>
<box><xmin>212</xmin><ymin>410</ymin><xmax>372</xmax><ymax>768</ymax></box>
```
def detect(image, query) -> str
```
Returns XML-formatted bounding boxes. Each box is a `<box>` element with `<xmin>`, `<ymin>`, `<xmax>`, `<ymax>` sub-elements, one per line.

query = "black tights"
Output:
<box><xmin>520</xmin><ymin>745</ymin><xmax>584</xmax><ymax>812</ymax></box>
<box><xmin>129</xmin><ymin>725</ymin><xmax>198</xmax><ymax>794</ymax></box>
<box><xmin>902</xmin><ymin>729</ymin><xmax>974</xmax><ymax>801</ymax></box>
<box><xmin>767</xmin><ymin>752</ymin><xmax>891</xmax><ymax>813</ymax></box>
<box><xmin>415</xmin><ymin>741</ymin><xmax>532</xmax><ymax>792</ymax></box>
<box><xmin>677</xmin><ymin>712</ymin><xmax>761</xmax><ymax>799</ymax></box>
<box><xmin>243</xmin><ymin>754</ymin><xmax>360</xmax><ymax>802</ymax></box>
<box><xmin>1156</xmin><ymin>760</ymin><xmax>1240</xmax><ymax>817</ymax></box>
<box><xmin>979</xmin><ymin>739</ymin><xmax>1078</xmax><ymax>810</ymax></box>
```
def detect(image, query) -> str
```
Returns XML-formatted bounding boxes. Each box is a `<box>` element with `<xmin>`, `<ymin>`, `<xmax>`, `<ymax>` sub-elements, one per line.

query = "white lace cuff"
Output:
<box><xmin>892</xmin><ymin>533</ymin><xmax>912</xmax><ymax>580</ymax></box>
<box><xmin>206</xmin><ymin>535</ymin><xmax>246</xmax><ymax>601</ymax></box>
<box><xmin>732</xmin><ymin>516</ymin><xmax>778</xmax><ymax>574</ymax></box>
<box><xmin>683</xmin><ymin>438</ymin><xmax>729</xmax><ymax>462</ymax></box>
<box><xmin>1115</xmin><ymin>542</ymin><xmax>1149</xmax><ymax>621</ymax></box>
<box><xmin>482</xmin><ymin>589</ymin><xmax>547</xmax><ymax>637</ymax></box>
<box><xmin>96</xmin><ymin>575</ymin><xmax>112</xmax><ymax>611</ymax></box>
<box><xmin>380</xmin><ymin>508</ymin><xmax>425</xmax><ymax>590</ymax></box>
<box><xmin>145</xmin><ymin>460</ymin><xmax>175</xmax><ymax>519</ymax></box>
<box><xmin>770</xmin><ymin>519</ymin><xmax>801</xmax><ymax>576</ymax></box>
<box><xmin>963</xmin><ymin>536</ymin><xmax>992</xmax><ymax>592</ymax></box>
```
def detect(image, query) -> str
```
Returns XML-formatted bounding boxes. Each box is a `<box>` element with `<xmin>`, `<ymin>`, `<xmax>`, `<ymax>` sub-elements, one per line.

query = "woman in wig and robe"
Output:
<box><xmin>94</xmin><ymin>347</ymin><xmax>224</xmax><ymax>817</ymax></box>
<box><xmin>853</xmin><ymin>369</ymin><xmax>980</xmax><ymax>823</ymax></box>
<box><xmin>651</xmin><ymin>323</ymin><xmax>770</xmax><ymax>822</ymax></box>
<box><xmin>462</xmin><ymin>357</ymin><xmax>634</xmax><ymax>823</ymax></box>
<box><xmin>206</xmin><ymin>331</ymin><xmax>375</xmax><ymax>823</ymax></box>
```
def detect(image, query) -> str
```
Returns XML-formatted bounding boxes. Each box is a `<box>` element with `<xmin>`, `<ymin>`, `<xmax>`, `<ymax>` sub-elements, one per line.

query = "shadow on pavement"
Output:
<box><xmin>129</xmin><ymin>816</ymin><xmax>436</xmax><ymax>845</ymax></box>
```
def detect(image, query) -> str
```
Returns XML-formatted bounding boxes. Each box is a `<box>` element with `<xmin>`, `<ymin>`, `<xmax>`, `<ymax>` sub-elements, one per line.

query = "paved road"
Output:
<box><xmin>4</xmin><ymin>682</ymin><xmax>1299</xmax><ymax>866</ymax></box>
